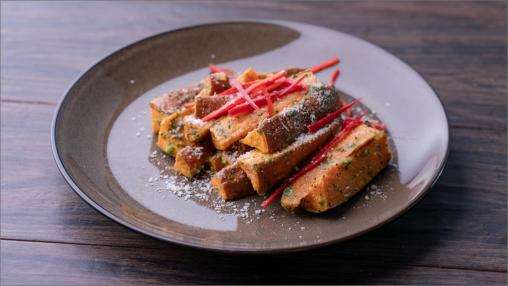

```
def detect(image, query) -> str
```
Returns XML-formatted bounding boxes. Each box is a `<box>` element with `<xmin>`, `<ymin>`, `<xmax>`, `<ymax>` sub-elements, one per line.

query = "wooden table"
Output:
<box><xmin>1</xmin><ymin>1</ymin><xmax>506</xmax><ymax>284</ymax></box>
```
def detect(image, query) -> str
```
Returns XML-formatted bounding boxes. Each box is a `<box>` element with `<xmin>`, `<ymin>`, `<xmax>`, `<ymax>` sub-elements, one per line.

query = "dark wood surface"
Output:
<box><xmin>1</xmin><ymin>1</ymin><xmax>506</xmax><ymax>284</ymax></box>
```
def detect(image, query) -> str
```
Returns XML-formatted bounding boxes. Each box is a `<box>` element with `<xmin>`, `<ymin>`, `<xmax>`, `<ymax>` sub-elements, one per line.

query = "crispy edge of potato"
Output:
<box><xmin>240</xmin><ymin>129</ymin><xmax>270</xmax><ymax>153</ymax></box>
<box><xmin>210</xmin><ymin>164</ymin><xmax>255</xmax><ymax>200</ymax></box>
<box><xmin>150</xmin><ymin>106</ymin><xmax>168</xmax><ymax>134</ymax></box>
<box><xmin>210</xmin><ymin>91</ymin><xmax>305</xmax><ymax>150</ymax></box>
<box><xmin>241</xmin><ymin>84</ymin><xmax>340</xmax><ymax>154</ymax></box>
<box><xmin>183</xmin><ymin>115</ymin><xmax>213</xmax><ymax>142</ymax></box>
<box><xmin>207</xmin><ymin>151</ymin><xmax>231</xmax><ymax>172</ymax></box>
<box><xmin>281</xmin><ymin>125</ymin><xmax>391</xmax><ymax>213</ymax></box>
<box><xmin>157</xmin><ymin>108</ymin><xmax>193</xmax><ymax>156</ymax></box>
<box><xmin>173</xmin><ymin>138</ymin><xmax>214</xmax><ymax>177</ymax></box>
<box><xmin>237</xmin><ymin>121</ymin><xmax>340</xmax><ymax>195</ymax></box>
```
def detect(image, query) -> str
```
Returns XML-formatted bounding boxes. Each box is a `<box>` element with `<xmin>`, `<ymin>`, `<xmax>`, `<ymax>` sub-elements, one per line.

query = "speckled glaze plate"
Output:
<box><xmin>52</xmin><ymin>21</ymin><xmax>449</xmax><ymax>253</ymax></box>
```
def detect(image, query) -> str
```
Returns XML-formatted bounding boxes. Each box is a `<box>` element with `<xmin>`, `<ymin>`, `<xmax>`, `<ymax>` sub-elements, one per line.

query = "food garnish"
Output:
<box><xmin>307</xmin><ymin>98</ymin><xmax>362</xmax><ymax>133</ymax></box>
<box><xmin>209</xmin><ymin>63</ymin><xmax>235</xmax><ymax>75</ymax></box>
<box><xmin>229</xmin><ymin>78</ymin><xmax>260</xmax><ymax>110</ymax></box>
<box><xmin>329</xmin><ymin>68</ymin><xmax>341</xmax><ymax>86</ymax></box>
<box><xmin>149</xmin><ymin>57</ymin><xmax>391</xmax><ymax>213</ymax></box>
<box><xmin>261</xmin><ymin>114</ymin><xmax>365</xmax><ymax>207</ymax></box>
<box><xmin>309</xmin><ymin>57</ymin><xmax>340</xmax><ymax>73</ymax></box>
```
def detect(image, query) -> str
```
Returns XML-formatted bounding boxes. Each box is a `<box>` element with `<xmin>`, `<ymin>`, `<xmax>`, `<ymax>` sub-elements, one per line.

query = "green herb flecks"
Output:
<box><xmin>347</xmin><ymin>142</ymin><xmax>357</xmax><ymax>149</ymax></box>
<box><xmin>342</xmin><ymin>158</ymin><xmax>353</xmax><ymax>169</ymax></box>
<box><xmin>165</xmin><ymin>144</ymin><xmax>176</xmax><ymax>156</ymax></box>
<box><xmin>282</xmin><ymin>186</ymin><xmax>293</xmax><ymax>198</ymax></box>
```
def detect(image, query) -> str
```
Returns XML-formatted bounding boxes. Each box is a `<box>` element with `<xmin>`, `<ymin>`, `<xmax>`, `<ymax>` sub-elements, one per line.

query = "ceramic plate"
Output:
<box><xmin>52</xmin><ymin>21</ymin><xmax>449</xmax><ymax>253</ymax></box>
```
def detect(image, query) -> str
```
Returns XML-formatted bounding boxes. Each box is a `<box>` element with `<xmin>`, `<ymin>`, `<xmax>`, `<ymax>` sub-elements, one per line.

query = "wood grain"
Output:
<box><xmin>1</xmin><ymin>240</ymin><xmax>506</xmax><ymax>285</ymax></box>
<box><xmin>1</xmin><ymin>1</ymin><xmax>506</xmax><ymax>130</ymax></box>
<box><xmin>1</xmin><ymin>0</ymin><xmax>506</xmax><ymax>284</ymax></box>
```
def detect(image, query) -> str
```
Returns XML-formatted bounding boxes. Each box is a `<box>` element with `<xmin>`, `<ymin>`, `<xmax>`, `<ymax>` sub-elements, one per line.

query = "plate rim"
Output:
<box><xmin>51</xmin><ymin>20</ymin><xmax>450</xmax><ymax>254</ymax></box>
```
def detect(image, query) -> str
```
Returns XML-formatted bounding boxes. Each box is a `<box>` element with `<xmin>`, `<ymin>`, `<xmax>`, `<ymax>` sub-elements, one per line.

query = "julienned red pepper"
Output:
<box><xmin>339</xmin><ymin>99</ymin><xmax>353</xmax><ymax>118</ymax></box>
<box><xmin>250</xmin><ymin>79</ymin><xmax>290</xmax><ymax>97</ymax></box>
<box><xmin>307</xmin><ymin>98</ymin><xmax>362</xmax><ymax>133</ymax></box>
<box><xmin>209</xmin><ymin>64</ymin><xmax>235</xmax><ymax>75</ymax></box>
<box><xmin>271</xmin><ymin>74</ymin><xmax>306</xmax><ymax>98</ymax></box>
<box><xmin>228</xmin><ymin>85</ymin><xmax>305</xmax><ymax>116</ymax></box>
<box><xmin>261</xmin><ymin>114</ymin><xmax>364</xmax><ymax>207</ymax></box>
<box><xmin>228</xmin><ymin>75</ymin><xmax>306</xmax><ymax>116</ymax></box>
<box><xmin>309</xmin><ymin>57</ymin><xmax>340</xmax><ymax>73</ymax></box>
<box><xmin>229</xmin><ymin>78</ymin><xmax>259</xmax><ymax>110</ymax></box>
<box><xmin>202</xmin><ymin>71</ymin><xmax>300</xmax><ymax>121</ymax></box>
<box><xmin>263</xmin><ymin>87</ymin><xmax>274</xmax><ymax>117</ymax></box>
<box><xmin>329</xmin><ymin>68</ymin><xmax>341</xmax><ymax>86</ymax></box>
<box><xmin>368</xmin><ymin>120</ymin><xmax>385</xmax><ymax>130</ymax></box>
<box><xmin>202</xmin><ymin>95</ymin><xmax>244</xmax><ymax>121</ymax></box>
<box><xmin>311</xmin><ymin>115</ymin><xmax>364</xmax><ymax>161</ymax></box>
<box><xmin>217</xmin><ymin>79</ymin><xmax>264</xmax><ymax>96</ymax></box>
<box><xmin>245</xmin><ymin>70</ymin><xmax>287</xmax><ymax>94</ymax></box>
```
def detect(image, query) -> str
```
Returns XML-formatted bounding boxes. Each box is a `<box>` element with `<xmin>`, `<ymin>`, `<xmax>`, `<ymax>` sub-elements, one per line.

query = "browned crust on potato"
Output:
<box><xmin>194</xmin><ymin>95</ymin><xmax>232</xmax><ymax>119</ymax></box>
<box><xmin>242</xmin><ymin>85</ymin><xmax>341</xmax><ymax>153</ymax></box>
<box><xmin>207</xmin><ymin>142</ymin><xmax>252</xmax><ymax>172</ymax></box>
<box><xmin>237</xmin><ymin>120</ymin><xmax>340</xmax><ymax>196</ymax></box>
<box><xmin>210</xmin><ymin>91</ymin><xmax>305</xmax><ymax>150</ymax></box>
<box><xmin>210</xmin><ymin>164</ymin><xmax>255</xmax><ymax>200</ymax></box>
<box><xmin>173</xmin><ymin>137</ymin><xmax>215</xmax><ymax>177</ymax></box>
<box><xmin>156</xmin><ymin>108</ymin><xmax>194</xmax><ymax>156</ymax></box>
<box><xmin>281</xmin><ymin>124</ymin><xmax>391</xmax><ymax>213</ymax></box>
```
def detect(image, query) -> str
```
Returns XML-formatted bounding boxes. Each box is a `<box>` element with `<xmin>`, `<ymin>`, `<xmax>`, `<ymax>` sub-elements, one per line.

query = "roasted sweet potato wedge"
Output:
<box><xmin>210</xmin><ymin>164</ymin><xmax>255</xmax><ymax>200</ymax></box>
<box><xmin>183</xmin><ymin>115</ymin><xmax>214</xmax><ymax>142</ymax></box>
<box><xmin>210</xmin><ymin>91</ymin><xmax>304</xmax><ymax>150</ymax></box>
<box><xmin>173</xmin><ymin>137</ymin><xmax>215</xmax><ymax>177</ymax></box>
<box><xmin>149</xmin><ymin>82</ymin><xmax>203</xmax><ymax>134</ymax></box>
<box><xmin>281</xmin><ymin>124</ymin><xmax>391</xmax><ymax>213</ymax></box>
<box><xmin>241</xmin><ymin>85</ymin><xmax>341</xmax><ymax>153</ymax></box>
<box><xmin>157</xmin><ymin>108</ymin><xmax>193</xmax><ymax>156</ymax></box>
<box><xmin>237</xmin><ymin>120</ymin><xmax>341</xmax><ymax>196</ymax></box>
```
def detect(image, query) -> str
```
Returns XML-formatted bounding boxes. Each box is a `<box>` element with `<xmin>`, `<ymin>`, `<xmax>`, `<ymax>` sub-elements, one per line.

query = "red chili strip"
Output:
<box><xmin>228</xmin><ymin>75</ymin><xmax>306</xmax><ymax>116</ymax></box>
<box><xmin>369</xmin><ymin>120</ymin><xmax>385</xmax><ymax>130</ymax></box>
<box><xmin>217</xmin><ymin>81</ymin><xmax>259</xmax><ymax>96</ymax></box>
<box><xmin>250</xmin><ymin>79</ymin><xmax>291</xmax><ymax>97</ymax></box>
<box><xmin>309</xmin><ymin>57</ymin><xmax>340</xmax><ymax>73</ymax></box>
<box><xmin>260</xmin><ymin>156</ymin><xmax>326</xmax><ymax>207</ymax></box>
<box><xmin>263</xmin><ymin>88</ymin><xmax>274</xmax><ymax>117</ymax></box>
<box><xmin>202</xmin><ymin>95</ymin><xmax>244</xmax><ymax>121</ymax></box>
<box><xmin>184</xmin><ymin>102</ymin><xmax>194</xmax><ymax>109</ymax></box>
<box><xmin>245</xmin><ymin>70</ymin><xmax>287</xmax><ymax>94</ymax></box>
<box><xmin>329</xmin><ymin>68</ymin><xmax>341</xmax><ymax>86</ymax></box>
<box><xmin>228</xmin><ymin>85</ymin><xmax>305</xmax><ymax>116</ymax></box>
<box><xmin>311</xmin><ymin>115</ymin><xmax>364</xmax><ymax>161</ymax></box>
<box><xmin>209</xmin><ymin>63</ymin><xmax>235</xmax><ymax>75</ymax></box>
<box><xmin>307</xmin><ymin>98</ymin><xmax>362</xmax><ymax>133</ymax></box>
<box><xmin>271</xmin><ymin>74</ymin><xmax>306</xmax><ymax>98</ymax></box>
<box><xmin>261</xmin><ymin>114</ymin><xmax>364</xmax><ymax>207</ymax></box>
<box><xmin>230</xmin><ymin>78</ymin><xmax>259</xmax><ymax>110</ymax></box>
<box><xmin>339</xmin><ymin>98</ymin><xmax>353</xmax><ymax>118</ymax></box>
